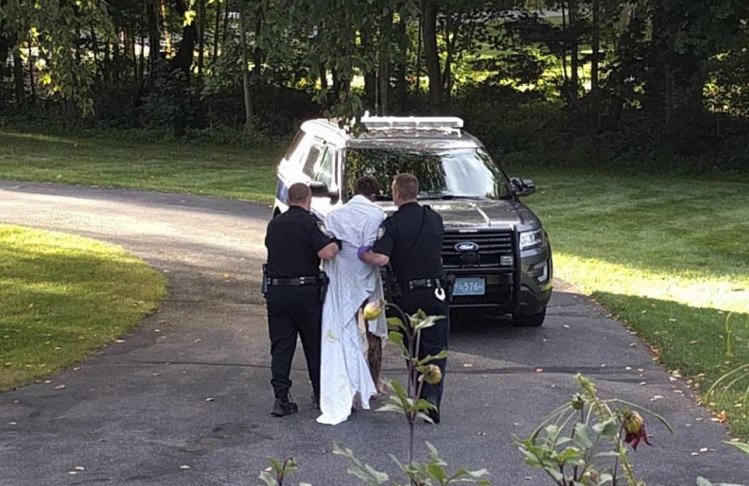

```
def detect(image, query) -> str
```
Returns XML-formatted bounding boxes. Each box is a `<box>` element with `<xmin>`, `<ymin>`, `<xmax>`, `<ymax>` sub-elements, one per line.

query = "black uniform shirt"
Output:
<box><xmin>372</xmin><ymin>201</ymin><xmax>444</xmax><ymax>283</ymax></box>
<box><xmin>265</xmin><ymin>206</ymin><xmax>335</xmax><ymax>278</ymax></box>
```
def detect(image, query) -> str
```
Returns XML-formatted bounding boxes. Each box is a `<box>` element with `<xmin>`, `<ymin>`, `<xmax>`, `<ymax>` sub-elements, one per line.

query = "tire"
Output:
<box><xmin>512</xmin><ymin>308</ymin><xmax>546</xmax><ymax>327</ymax></box>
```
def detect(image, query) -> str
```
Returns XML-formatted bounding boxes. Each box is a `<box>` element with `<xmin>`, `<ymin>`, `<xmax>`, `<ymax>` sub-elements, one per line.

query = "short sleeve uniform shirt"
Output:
<box><xmin>265</xmin><ymin>206</ymin><xmax>335</xmax><ymax>278</ymax></box>
<box><xmin>372</xmin><ymin>202</ymin><xmax>444</xmax><ymax>283</ymax></box>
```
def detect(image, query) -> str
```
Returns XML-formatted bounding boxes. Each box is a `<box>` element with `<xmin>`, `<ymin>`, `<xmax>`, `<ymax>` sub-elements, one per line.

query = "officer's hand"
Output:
<box><xmin>357</xmin><ymin>245</ymin><xmax>373</xmax><ymax>260</ymax></box>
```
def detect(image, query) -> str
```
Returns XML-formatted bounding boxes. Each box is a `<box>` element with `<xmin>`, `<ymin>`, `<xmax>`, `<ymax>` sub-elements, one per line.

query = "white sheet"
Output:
<box><xmin>316</xmin><ymin>195</ymin><xmax>386</xmax><ymax>425</ymax></box>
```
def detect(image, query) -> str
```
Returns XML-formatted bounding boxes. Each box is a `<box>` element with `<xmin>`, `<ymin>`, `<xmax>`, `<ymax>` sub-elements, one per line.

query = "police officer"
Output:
<box><xmin>264</xmin><ymin>182</ymin><xmax>339</xmax><ymax>417</ymax></box>
<box><xmin>358</xmin><ymin>173</ymin><xmax>448</xmax><ymax>424</ymax></box>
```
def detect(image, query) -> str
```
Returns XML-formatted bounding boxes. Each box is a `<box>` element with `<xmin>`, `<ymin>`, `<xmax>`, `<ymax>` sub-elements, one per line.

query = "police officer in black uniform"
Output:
<box><xmin>264</xmin><ymin>182</ymin><xmax>339</xmax><ymax>417</ymax></box>
<box><xmin>359</xmin><ymin>173</ymin><xmax>448</xmax><ymax>424</ymax></box>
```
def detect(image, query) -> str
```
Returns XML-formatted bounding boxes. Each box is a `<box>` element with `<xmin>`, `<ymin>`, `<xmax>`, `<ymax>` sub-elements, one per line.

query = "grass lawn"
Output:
<box><xmin>1</xmin><ymin>130</ymin><xmax>748</xmax><ymax>438</ymax></box>
<box><xmin>0</xmin><ymin>224</ymin><xmax>166</xmax><ymax>390</ymax></box>
<box><xmin>517</xmin><ymin>168</ymin><xmax>749</xmax><ymax>437</ymax></box>
<box><xmin>0</xmin><ymin>131</ymin><xmax>284</xmax><ymax>203</ymax></box>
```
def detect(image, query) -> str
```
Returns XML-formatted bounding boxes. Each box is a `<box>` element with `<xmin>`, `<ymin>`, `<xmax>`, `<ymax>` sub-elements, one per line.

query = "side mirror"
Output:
<box><xmin>510</xmin><ymin>177</ymin><xmax>536</xmax><ymax>197</ymax></box>
<box><xmin>309</xmin><ymin>181</ymin><xmax>340</xmax><ymax>203</ymax></box>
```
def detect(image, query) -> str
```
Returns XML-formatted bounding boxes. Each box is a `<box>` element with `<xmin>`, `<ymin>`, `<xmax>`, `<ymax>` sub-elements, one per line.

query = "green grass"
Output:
<box><xmin>1</xmin><ymin>129</ymin><xmax>748</xmax><ymax>437</ymax></box>
<box><xmin>520</xmin><ymin>168</ymin><xmax>749</xmax><ymax>437</ymax></box>
<box><xmin>0</xmin><ymin>131</ymin><xmax>284</xmax><ymax>203</ymax></box>
<box><xmin>0</xmin><ymin>224</ymin><xmax>167</xmax><ymax>390</ymax></box>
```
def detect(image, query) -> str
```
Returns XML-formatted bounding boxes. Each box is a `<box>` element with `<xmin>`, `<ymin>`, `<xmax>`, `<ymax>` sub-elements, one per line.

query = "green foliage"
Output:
<box><xmin>516</xmin><ymin>374</ymin><xmax>672</xmax><ymax>486</ymax></box>
<box><xmin>1</xmin><ymin>0</ymin><xmax>748</xmax><ymax>164</ymax></box>
<box><xmin>258</xmin><ymin>457</ymin><xmax>310</xmax><ymax>486</ymax></box>
<box><xmin>0</xmin><ymin>0</ymin><xmax>115</xmax><ymax>115</ymax></box>
<box><xmin>258</xmin><ymin>306</ymin><xmax>488</xmax><ymax>484</ymax></box>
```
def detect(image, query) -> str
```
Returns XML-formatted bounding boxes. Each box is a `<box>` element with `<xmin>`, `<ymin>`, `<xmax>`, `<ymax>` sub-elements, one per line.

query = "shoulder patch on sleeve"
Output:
<box><xmin>376</xmin><ymin>223</ymin><xmax>386</xmax><ymax>240</ymax></box>
<box><xmin>317</xmin><ymin>220</ymin><xmax>333</xmax><ymax>237</ymax></box>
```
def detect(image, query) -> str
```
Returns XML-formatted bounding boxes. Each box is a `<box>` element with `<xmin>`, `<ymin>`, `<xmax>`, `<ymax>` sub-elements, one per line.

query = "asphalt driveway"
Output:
<box><xmin>0</xmin><ymin>181</ymin><xmax>747</xmax><ymax>485</ymax></box>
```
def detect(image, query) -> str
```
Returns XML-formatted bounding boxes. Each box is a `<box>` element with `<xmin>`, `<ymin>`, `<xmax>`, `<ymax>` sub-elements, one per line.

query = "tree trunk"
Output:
<box><xmin>238</xmin><ymin>0</ymin><xmax>254</xmax><ymax>126</ymax></box>
<box><xmin>197</xmin><ymin>0</ymin><xmax>206</xmax><ymax>83</ymax></box>
<box><xmin>147</xmin><ymin>0</ymin><xmax>161</xmax><ymax>88</ymax></box>
<box><xmin>161</xmin><ymin>0</ymin><xmax>172</xmax><ymax>56</ymax></box>
<box><xmin>27</xmin><ymin>41</ymin><xmax>35</xmax><ymax>98</ymax></box>
<box><xmin>103</xmin><ymin>39</ymin><xmax>111</xmax><ymax>84</ymax></box>
<box><xmin>421</xmin><ymin>0</ymin><xmax>442</xmax><ymax>114</ymax></box>
<box><xmin>560</xmin><ymin>5</ymin><xmax>569</xmax><ymax>85</ymax></box>
<box><xmin>0</xmin><ymin>28</ymin><xmax>16</xmax><ymax>103</ymax></box>
<box><xmin>568</xmin><ymin>0</ymin><xmax>579</xmax><ymax>107</ymax></box>
<box><xmin>212</xmin><ymin>0</ymin><xmax>221</xmax><ymax>61</ymax></box>
<box><xmin>170</xmin><ymin>0</ymin><xmax>198</xmax><ymax>76</ymax></box>
<box><xmin>590</xmin><ymin>0</ymin><xmax>600</xmax><ymax>95</ymax></box>
<box><xmin>414</xmin><ymin>12</ymin><xmax>422</xmax><ymax>87</ymax></box>
<box><xmin>590</xmin><ymin>0</ymin><xmax>601</xmax><ymax>131</ymax></box>
<box><xmin>378</xmin><ymin>10</ymin><xmax>392</xmax><ymax>115</ymax></box>
<box><xmin>13</xmin><ymin>39</ymin><xmax>24</xmax><ymax>103</ymax></box>
<box><xmin>319</xmin><ymin>63</ymin><xmax>328</xmax><ymax>91</ymax></box>
<box><xmin>252</xmin><ymin>9</ymin><xmax>263</xmax><ymax>78</ymax></box>
<box><xmin>222</xmin><ymin>2</ymin><xmax>230</xmax><ymax>50</ymax></box>
<box><xmin>442</xmin><ymin>14</ymin><xmax>459</xmax><ymax>104</ymax></box>
<box><xmin>139</xmin><ymin>33</ymin><xmax>146</xmax><ymax>84</ymax></box>
<box><xmin>393</xmin><ymin>15</ymin><xmax>408</xmax><ymax>112</ymax></box>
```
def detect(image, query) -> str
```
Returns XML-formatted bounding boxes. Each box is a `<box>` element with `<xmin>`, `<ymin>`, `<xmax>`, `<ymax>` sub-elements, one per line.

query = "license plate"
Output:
<box><xmin>452</xmin><ymin>277</ymin><xmax>486</xmax><ymax>296</ymax></box>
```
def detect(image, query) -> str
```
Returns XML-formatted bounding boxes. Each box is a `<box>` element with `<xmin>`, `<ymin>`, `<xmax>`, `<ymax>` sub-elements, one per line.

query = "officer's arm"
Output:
<box><xmin>362</xmin><ymin>219</ymin><xmax>394</xmax><ymax>267</ymax></box>
<box><xmin>360</xmin><ymin>250</ymin><xmax>389</xmax><ymax>267</ymax></box>
<box><xmin>317</xmin><ymin>242</ymin><xmax>339</xmax><ymax>261</ymax></box>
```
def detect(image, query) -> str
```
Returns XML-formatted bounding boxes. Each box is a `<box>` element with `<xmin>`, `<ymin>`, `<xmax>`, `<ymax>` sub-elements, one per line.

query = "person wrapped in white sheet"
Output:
<box><xmin>316</xmin><ymin>176</ymin><xmax>387</xmax><ymax>425</ymax></box>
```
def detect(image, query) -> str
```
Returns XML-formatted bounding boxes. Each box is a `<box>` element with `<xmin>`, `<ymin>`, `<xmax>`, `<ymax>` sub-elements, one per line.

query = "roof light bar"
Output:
<box><xmin>360</xmin><ymin>114</ymin><xmax>464</xmax><ymax>130</ymax></box>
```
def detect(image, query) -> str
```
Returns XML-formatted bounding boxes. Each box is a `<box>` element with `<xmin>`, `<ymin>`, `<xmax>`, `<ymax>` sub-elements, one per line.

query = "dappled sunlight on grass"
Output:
<box><xmin>0</xmin><ymin>130</ymin><xmax>284</xmax><ymax>203</ymax></box>
<box><xmin>0</xmin><ymin>224</ymin><xmax>166</xmax><ymax>390</ymax></box>
<box><xmin>556</xmin><ymin>253</ymin><xmax>749</xmax><ymax>314</ymax></box>
<box><xmin>0</xmin><ymin>131</ymin><xmax>80</xmax><ymax>146</ymax></box>
<box><xmin>590</xmin><ymin>291</ymin><xmax>749</xmax><ymax>437</ymax></box>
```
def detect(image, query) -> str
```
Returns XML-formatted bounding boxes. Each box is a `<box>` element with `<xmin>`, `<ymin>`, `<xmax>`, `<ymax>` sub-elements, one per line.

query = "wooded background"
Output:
<box><xmin>1</xmin><ymin>0</ymin><xmax>748</xmax><ymax>170</ymax></box>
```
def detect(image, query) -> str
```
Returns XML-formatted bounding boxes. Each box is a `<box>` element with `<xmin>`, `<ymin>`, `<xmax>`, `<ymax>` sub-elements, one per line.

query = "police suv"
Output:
<box><xmin>272</xmin><ymin>116</ymin><xmax>552</xmax><ymax>326</ymax></box>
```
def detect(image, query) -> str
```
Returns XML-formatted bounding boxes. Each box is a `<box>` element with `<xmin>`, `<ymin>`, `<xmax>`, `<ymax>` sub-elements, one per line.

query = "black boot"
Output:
<box><xmin>271</xmin><ymin>396</ymin><xmax>298</xmax><ymax>417</ymax></box>
<box><xmin>423</xmin><ymin>396</ymin><xmax>440</xmax><ymax>424</ymax></box>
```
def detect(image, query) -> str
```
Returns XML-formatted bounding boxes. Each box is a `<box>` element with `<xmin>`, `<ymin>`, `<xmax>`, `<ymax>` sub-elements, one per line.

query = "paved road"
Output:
<box><xmin>0</xmin><ymin>181</ymin><xmax>747</xmax><ymax>486</ymax></box>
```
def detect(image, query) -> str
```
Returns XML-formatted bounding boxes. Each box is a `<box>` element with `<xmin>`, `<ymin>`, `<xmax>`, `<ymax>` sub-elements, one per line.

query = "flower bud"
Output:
<box><xmin>362</xmin><ymin>300</ymin><xmax>383</xmax><ymax>320</ymax></box>
<box><xmin>622</xmin><ymin>410</ymin><xmax>651</xmax><ymax>450</ymax></box>
<box><xmin>623</xmin><ymin>411</ymin><xmax>644</xmax><ymax>435</ymax></box>
<box><xmin>424</xmin><ymin>364</ymin><xmax>443</xmax><ymax>385</ymax></box>
<box><xmin>571</xmin><ymin>394</ymin><xmax>585</xmax><ymax>411</ymax></box>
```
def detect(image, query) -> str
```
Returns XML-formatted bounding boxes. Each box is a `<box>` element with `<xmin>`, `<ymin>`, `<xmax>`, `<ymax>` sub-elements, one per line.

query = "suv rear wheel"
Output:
<box><xmin>512</xmin><ymin>308</ymin><xmax>546</xmax><ymax>327</ymax></box>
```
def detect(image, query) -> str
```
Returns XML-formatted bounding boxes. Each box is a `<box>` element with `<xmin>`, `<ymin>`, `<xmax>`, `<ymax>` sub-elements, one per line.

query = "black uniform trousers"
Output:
<box><xmin>265</xmin><ymin>285</ymin><xmax>322</xmax><ymax>400</ymax></box>
<box><xmin>394</xmin><ymin>287</ymin><xmax>449</xmax><ymax>407</ymax></box>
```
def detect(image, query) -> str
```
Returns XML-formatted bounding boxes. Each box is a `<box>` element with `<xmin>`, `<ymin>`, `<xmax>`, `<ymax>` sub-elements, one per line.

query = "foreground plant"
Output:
<box><xmin>515</xmin><ymin>374</ymin><xmax>672</xmax><ymax>485</ymax></box>
<box><xmin>259</xmin><ymin>306</ymin><xmax>489</xmax><ymax>485</ymax></box>
<box><xmin>332</xmin><ymin>304</ymin><xmax>488</xmax><ymax>485</ymax></box>
<box><xmin>696</xmin><ymin>441</ymin><xmax>749</xmax><ymax>486</ymax></box>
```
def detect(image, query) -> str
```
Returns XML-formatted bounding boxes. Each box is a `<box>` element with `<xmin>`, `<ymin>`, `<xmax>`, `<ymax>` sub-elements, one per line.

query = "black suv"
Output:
<box><xmin>272</xmin><ymin>116</ymin><xmax>552</xmax><ymax>326</ymax></box>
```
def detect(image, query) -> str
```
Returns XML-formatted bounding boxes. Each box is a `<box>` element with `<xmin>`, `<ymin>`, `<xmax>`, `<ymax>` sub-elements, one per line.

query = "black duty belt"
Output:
<box><xmin>268</xmin><ymin>276</ymin><xmax>321</xmax><ymax>286</ymax></box>
<box><xmin>406</xmin><ymin>278</ymin><xmax>442</xmax><ymax>291</ymax></box>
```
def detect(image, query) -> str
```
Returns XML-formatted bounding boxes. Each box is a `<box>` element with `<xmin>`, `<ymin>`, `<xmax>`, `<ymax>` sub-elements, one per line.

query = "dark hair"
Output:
<box><xmin>393</xmin><ymin>173</ymin><xmax>418</xmax><ymax>200</ymax></box>
<box><xmin>354</xmin><ymin>176</ymin><xmax>380</xmax><ymax>198</ymax></box>
<box><xmin>287</xmin><ymin>182</ymin><xmax>311</xmax><ymax>205</ymax></box>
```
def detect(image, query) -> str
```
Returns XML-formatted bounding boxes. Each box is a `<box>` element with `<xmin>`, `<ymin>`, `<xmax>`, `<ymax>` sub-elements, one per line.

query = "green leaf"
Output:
<box><xmin>592</xmin><ymin>418</ymin><xmax>619</xmax><ymax>438</ymax></box>
<box><xmin>573</xmin><ymin>423</ymin><xmax>594</xmax><ymax>449</ymax></box>
<box><xmin>425</xmin><ymin>462</ymin><xmax>447</xmax><ymax>482</ymax></box>
<box><xmin>376</xmin><ymin>402</ymin><xmax>405</xmax><ymax>414</ymax></box>
<box><xmin>725</xmin><ymin>441</ymin><xmax>749</xmax><ymax>455</ymax></box>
